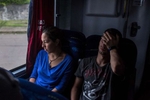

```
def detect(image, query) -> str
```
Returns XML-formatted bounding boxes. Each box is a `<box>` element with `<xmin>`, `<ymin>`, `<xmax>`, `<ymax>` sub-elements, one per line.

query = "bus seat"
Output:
<box><xmin>85</xmin><ymin>35</ymin><xmax>101</xmax><ymax>57</ymax></box>
<box><xmin>61</xmin><ymin>29</ymin><xmax>86</xmax><ymax>99</ymax></box>
<box><xmin>120</xmin><ymin>38</ymin><xmax>137</xmax><ymax>71</ymax></box>
<box><xmin>62</xmin><ymin>30</ymin><xmax>86</xmax><ymax>61</ymax></box>
<box><xmin>119</xmin><ymin>38</ymin><xmax>137</xmax><ymax>100</ymax></box>
<box><xmin>19</xmin><ymin>78</ymin><xmax>68</xmax><ymax>100</ymax></box>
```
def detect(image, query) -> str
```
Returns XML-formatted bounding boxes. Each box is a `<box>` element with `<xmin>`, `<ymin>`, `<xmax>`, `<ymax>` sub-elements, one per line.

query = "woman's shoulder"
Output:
<box><xmin>63</xmin><ymin>53</ymin><xmax>73</xmax><ymax>61</ymax></box>
<box><xmin>37</xmin><ymin>50</ymin><xmax>48</xmax><ymax>57</ymax></box>
<box><xmin>65</xmin><ymin>54</ymin><xmax>72</xmax><ymax>58</ymax></box>
<box><xmin>38</xmin><ymin>50</ymin><xmax>47</xmax><ymax>54</ymax></box>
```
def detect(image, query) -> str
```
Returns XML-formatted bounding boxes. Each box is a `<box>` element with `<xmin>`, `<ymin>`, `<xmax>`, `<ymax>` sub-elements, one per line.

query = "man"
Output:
<box><xmin>71</xmin><ymin>28</ymin><xmax>126</xmax><ymax>100</ymax></box>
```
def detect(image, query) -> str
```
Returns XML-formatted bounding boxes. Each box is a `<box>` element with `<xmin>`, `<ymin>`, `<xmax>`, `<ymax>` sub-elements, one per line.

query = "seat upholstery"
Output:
<box><xmin>61</xmin><ymin>30</ymin><xmax>86</xmax><ymax>99</ymax></box>
<box><xmin>85</xmin><ymin>35</ymin><xmax>101</xmax><ymax>57</ymax></box>
<box><xmin>119</xmin><ymin>38</ymin><xmax>137</xmax><ymax>100</ymax></box>
<box><xmin>120</xmin><ymin>38</ymin><xmax>137</xmax><ymax>71</ymax></box>
<box><xmin>62</xmin><ymin>30</ymin><xmax>86</xmax><ymax>61</ymax></box>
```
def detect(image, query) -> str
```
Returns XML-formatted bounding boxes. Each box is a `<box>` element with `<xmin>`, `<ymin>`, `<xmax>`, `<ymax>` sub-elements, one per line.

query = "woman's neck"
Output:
<box><xmin>48</xmin><ymin>49</ymin><xmax>62</xmax><ymax>61</ymax></box>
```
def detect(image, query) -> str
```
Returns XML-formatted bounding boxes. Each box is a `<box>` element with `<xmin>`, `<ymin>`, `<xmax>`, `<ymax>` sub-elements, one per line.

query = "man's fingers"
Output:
<box><xmin>105</xmin><ymin>32</ymin><xmax>112</xmax><ymax>40</ymax></box>
<box><xmin>103</xmin><ymin>32</ymin><xmax>110</xmax><ymax>41</ymax></box>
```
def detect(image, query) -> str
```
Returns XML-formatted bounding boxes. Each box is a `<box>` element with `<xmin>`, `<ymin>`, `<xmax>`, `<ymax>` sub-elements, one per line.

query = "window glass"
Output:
<box><xmin>0</xmin><ymin>1</ymin><xmax>29</xmax><ymax>70</ymax></box>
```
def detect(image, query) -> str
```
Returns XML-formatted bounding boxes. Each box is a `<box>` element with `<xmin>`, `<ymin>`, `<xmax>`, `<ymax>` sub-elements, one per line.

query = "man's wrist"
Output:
<box><xmin>108</xmin><ymin>46</ymin><xmax>117</xmax><ymax>51</ymax></box>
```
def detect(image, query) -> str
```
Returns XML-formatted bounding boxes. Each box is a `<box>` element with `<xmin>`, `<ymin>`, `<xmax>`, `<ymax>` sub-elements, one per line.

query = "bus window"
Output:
<box><xmin>0</xmin><ymin>1</ymin><xmax>29</xmax><ymax>70</ymax></box>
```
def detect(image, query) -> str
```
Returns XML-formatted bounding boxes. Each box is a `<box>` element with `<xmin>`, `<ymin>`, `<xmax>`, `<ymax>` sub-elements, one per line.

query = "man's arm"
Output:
<box><xmin>103</xmin><ymin>32</ymin><xmax>125</xmax><ymax>76</ymax></box>
<box><xmin>109</xmin><ymin>48</ymin><xmax>125</xmax><ymax>76</ymax></box>
<box><xmin>71</xmin><ymin>77</ymin><xmax>83</xmax><ymax>100</ymax></box>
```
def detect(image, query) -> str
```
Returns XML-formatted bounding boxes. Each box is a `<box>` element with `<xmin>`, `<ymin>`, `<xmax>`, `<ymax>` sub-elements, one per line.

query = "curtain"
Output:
<box><xmin>26</xmin><ymin>0</ymin><xmax>54</xmax><ymax>76</ymax></box>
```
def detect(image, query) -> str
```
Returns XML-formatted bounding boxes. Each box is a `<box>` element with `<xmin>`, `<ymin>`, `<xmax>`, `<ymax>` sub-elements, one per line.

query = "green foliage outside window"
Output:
<box><xmin>0</xmin><ymin>0</ymin><xmax>30</xmax><ymax>28</ymax></box>
<box><xmin>0</xmin><ymin>0</ymin><xmax>30</xmax><ymax>5</ymax></box>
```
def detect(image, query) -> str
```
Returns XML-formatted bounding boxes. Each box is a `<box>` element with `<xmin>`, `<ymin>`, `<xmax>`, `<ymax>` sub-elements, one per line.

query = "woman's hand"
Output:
<box><xmin>29</xmin><ymin>78</ymin><xmax>36</xmax><ymax>83</ymax></box>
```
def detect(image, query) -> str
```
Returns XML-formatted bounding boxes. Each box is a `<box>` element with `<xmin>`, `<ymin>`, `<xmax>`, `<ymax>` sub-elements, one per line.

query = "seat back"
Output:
<box><xmin>61</xmin><ymin>30</ymin><xmax>86</xmax><ymax>99</ymax></box>
<box><xmin>62</xmin><ymin>30</ymin><xmax>86</xmax><ymax>61</ymax></box>
<box><xmin>120</xmin><ymin>38</ymin><xmax>137</xmax><ymax>73</ymax></box>
<box><xmin>85</xmin><ymin>35</ymin><xmax>101</xmax><ymax>57</ymax></box>
<box><xmin>119</xmin><ymin>38</ymin><xmax>137</xmax><ymax>100</ymax></box>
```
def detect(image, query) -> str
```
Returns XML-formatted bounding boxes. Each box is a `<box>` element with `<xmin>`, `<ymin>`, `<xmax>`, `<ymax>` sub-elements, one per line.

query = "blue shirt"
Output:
<box><xmin>30</xmin><ymin>50</ymin><xmax>73</xmax><ymax>92</ymax></box>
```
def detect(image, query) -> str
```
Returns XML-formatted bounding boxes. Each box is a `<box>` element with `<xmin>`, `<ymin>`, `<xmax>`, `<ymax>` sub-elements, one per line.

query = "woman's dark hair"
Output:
<box><xmin>104</xmin><ymin>28</ymin><xmax>122</xmax><ymax>40</ymax></box>
<box><xmin>42</xmin><ymin>26</ymin><xmax>64</xmax><ymax>44</ymax></box>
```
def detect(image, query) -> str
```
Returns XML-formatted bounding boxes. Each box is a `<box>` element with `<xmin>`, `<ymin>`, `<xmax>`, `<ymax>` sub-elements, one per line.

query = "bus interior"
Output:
<box><xmin>3</xmin><ymin>0</ymin><xmax>150</xmax><ymax>100</ymax></box>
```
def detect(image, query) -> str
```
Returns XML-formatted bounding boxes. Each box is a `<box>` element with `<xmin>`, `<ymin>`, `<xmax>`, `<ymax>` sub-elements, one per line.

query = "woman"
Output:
<box><xmin>0</xmin><ymin>27</ymin><xmax>72</xmax><ymax>99</ymax></box>
<box><xmin>29</xmin><ymin>26</ymin><xmax>74</xmax><ymax>93</ymax></box>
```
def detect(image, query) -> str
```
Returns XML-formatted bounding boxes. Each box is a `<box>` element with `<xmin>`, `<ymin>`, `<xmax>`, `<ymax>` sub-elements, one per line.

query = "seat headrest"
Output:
<box><xmin>61</xmin><ymin>30</ymin><xmax>86</xmax><ymax>60</ymax></box>
<box><xmin>85</xmin><ymin>35</ymin><xmax>101</xmax><ymax>57</ymax></box>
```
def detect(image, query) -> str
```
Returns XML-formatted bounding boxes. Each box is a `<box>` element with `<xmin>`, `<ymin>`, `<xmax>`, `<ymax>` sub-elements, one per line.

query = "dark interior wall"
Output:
<box><xmin>57</xmin><ymin>0</ymin><xmax>71</xmax><ymax>29</ymax></box>
<box><xmin>70</xmin><ymin>0</ymin><xmax>84</xmax><ymax>32</ymax></box>
<box><xmin>82</xmin><ymin>0</ymin><xmax>126</xmax><ymax>37</ymax></box>
<box><xmin>57</xmin><ymin>0</ymin><xmax>84</xmax><ymax>32</ymax></box>
<box><xmin>57</xmin><ymin>0</ymin><xmax>126</xmax><ymax>37</ymax></box>
<box><xmin>83</xmin><ymin>0</ymin><xmax>125</xmax><ymax>36</ymax></box>
<box><xmin>126</xmin><ymin>0</ymin><xmax>150</xmax><ymax>91</ymax></box>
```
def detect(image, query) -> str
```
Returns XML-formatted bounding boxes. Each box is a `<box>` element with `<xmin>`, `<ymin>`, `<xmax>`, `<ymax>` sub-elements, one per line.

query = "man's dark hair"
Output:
<box><xmin>104</xmin><ymin>28</ymin><xmax>122</xmax><ymax>40</ymax></box>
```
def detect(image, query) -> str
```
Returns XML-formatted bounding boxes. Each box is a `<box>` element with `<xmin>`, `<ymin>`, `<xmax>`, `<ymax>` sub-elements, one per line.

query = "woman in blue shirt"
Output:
<box><xmin>29</xmin><ymin>26</ymin><xmax>74</xmax><ymax>93</ymax></box>
<box><xmin>0</xmin><ymin>26</ymin><xmax>72</xmax><ymax>100</ymax></box>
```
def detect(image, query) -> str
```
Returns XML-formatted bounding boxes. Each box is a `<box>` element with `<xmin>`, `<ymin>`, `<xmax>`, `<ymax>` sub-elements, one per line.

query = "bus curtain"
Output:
<box><xmin>26</xmin><ymin>0</ymin><xmax>54</xmax><ymax>76</ymax></box>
